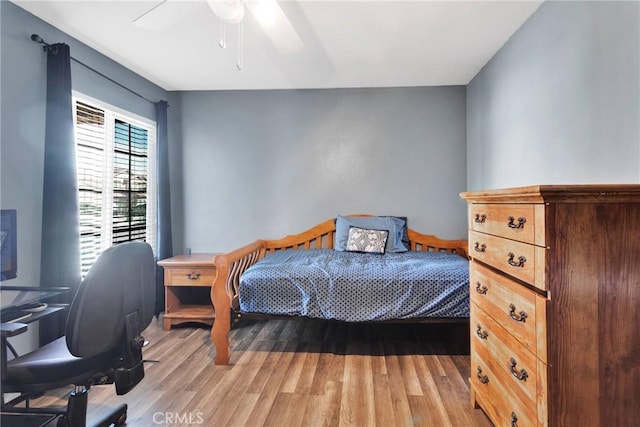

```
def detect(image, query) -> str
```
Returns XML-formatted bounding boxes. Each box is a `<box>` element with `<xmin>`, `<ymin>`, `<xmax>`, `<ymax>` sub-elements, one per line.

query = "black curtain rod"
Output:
<box><xmin>31</xmin><ymin>34</ymin><xmax>156</xmax><ymax>105</ymax></box>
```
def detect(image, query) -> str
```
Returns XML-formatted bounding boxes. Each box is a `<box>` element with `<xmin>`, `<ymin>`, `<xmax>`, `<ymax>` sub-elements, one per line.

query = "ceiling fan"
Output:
<box><xmin>133</xmin><ymin>0</ymin><xmax>304</xmax><ymax>70</ymax></box>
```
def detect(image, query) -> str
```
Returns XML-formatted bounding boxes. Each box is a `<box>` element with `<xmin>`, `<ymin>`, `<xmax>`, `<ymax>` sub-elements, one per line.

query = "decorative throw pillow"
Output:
<box><xmin>345</xmin><ymin>227</ymin><xmax>389</xmax><ymax>254</ymax></box>
<box><xmin>335</xmin><ymin>215</ymin><xmax>408</xmax><ymax>253</ymax></box>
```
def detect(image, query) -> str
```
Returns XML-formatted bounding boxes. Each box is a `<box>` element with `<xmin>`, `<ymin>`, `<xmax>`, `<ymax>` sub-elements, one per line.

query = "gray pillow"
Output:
<box><xmin>384</xmin><ymin>216</ymin><xmax>410</xmax><ymax>250</ymax></box>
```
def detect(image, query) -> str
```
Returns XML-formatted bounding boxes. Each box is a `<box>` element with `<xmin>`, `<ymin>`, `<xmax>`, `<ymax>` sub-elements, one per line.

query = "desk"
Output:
<box><xmin>1</xmin><ymin>286</ymin><xmax>70</xmax><ymax>427</ymax></box>
<box><xmin>1</xmin><ymin>286</ymin><xmax>68</xmax><ymax>310</ymax></box>
<box><xmin>0</xmin><ymin>286</ymin><xmax>69</xmax><ymax>333</ymax></box>
<box><xmin>1</xmin><ymin>286</ymin><xmax>69</xmax><ymax>375</ymax></box>
<box><xmin>158</xmin><ymin>254</ymin><xmax>218</xmax><ymax>331</ymax></box>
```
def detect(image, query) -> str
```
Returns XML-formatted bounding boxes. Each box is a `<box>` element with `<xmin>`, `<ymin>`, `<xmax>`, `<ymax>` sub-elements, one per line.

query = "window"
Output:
<box><xmin>74</xmin><ymin>95</ymin><xmax>157</xmax><ymax>276</ymax></box>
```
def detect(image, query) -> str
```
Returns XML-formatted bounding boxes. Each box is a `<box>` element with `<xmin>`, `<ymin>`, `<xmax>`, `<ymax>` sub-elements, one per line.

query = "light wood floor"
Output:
<box><xmin>31</xmin><ymin>317</ymin><xmax>492</xmax><ymax>426</ymax></box>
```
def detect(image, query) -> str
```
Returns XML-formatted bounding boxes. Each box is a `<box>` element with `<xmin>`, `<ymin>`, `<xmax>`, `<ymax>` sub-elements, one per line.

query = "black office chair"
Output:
<box><xmin>1</xmin><ymin>241</ymin><xmax>156</xmax><ymax>427</ymax></box>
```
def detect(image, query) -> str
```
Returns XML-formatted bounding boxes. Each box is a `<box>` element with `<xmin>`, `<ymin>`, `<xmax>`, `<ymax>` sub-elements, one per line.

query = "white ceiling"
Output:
<box><xmin>14</xmin><ymin>0</ymin><xmax>543</xmax><ymax>91</ymax></box>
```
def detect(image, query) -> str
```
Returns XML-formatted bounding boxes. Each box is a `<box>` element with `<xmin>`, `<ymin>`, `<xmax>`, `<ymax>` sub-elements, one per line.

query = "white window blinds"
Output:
<box><xmin>74</xmin><ymin>96</ymin><xmax>157</xmax><ymax>276</ymax></box>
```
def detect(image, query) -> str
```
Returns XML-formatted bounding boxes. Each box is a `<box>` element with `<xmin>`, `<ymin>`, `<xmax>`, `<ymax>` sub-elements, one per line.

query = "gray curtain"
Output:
<box><xmin>155</xmin><ymin>100</ymin><xmax>172</xmax><ymax>314</ymax></box>
<box><xmin>39</xmin><ymin>43</ymin><xmax>81</xmax><ymax>345</ymax></box>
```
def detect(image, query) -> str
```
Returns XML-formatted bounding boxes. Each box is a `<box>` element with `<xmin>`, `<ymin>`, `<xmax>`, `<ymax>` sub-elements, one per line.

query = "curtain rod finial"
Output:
<box><xmin>31</xmin><ymin>34</ymin><xmax>52</xmax><ymax>51</ymax></box>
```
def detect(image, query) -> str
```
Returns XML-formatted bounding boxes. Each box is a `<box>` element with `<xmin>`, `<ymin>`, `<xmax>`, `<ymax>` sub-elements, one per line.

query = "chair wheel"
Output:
<box><xmin>115</xmin><ymin>412</ymin><xmax>127</xmax><ymax>426</ymax></box>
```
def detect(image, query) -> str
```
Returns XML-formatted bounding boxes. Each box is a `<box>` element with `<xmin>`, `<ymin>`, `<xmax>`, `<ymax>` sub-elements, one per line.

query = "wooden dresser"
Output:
<box><xmin>460</xmin><ymin>185</ymin><xmax>640</xmax><ymax>427</ymax></box>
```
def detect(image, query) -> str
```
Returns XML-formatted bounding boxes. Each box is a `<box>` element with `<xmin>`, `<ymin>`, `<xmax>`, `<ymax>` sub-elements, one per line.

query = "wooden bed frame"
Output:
<box><xmin>209</xmin><ymin>216</ymin><xmax>468</xmax><ymax>365</ymax></box>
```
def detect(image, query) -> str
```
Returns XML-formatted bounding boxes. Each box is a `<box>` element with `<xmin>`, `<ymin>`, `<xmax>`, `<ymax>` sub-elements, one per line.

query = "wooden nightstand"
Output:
<box><xmin>157</xmin><ymin>253</ymin><xmax>218</xmax><ymax>331</ymax></box>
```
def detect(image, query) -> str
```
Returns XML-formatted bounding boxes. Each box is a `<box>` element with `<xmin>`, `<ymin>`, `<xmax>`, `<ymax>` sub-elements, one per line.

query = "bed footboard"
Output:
<box><xmin>210</xmin><ymin>240</ymin><xmax>264</xmax><ymax>365</ymax></box>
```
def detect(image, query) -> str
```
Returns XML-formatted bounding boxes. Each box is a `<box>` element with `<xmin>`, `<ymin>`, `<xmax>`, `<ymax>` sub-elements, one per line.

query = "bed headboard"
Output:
<box><xmin>261</xmin><ymin>215</ymin><xmax>468</xmax><ymax>258</ymax></box>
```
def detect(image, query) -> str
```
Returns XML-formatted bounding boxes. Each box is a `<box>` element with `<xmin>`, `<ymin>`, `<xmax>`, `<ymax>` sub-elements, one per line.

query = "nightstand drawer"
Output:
<box><xmin>470</xmin><ymin>203</ymin><xmax>539</xmax><ymax>245</ymax></box>
<box><xmin>166</xmin><ymin>267</ymin><xmax>215</xmax><ymax>286</ymax></box>
<box><xmin>469</xmin><ymin>230</ymin><xmax>546</xmax><ymax>290</ymax></box>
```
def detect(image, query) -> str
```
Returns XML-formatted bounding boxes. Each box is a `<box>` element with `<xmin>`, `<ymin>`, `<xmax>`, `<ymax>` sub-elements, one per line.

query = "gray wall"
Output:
<box><xmin>467</xmin><ymin>1</ymin><xmax>640</xmax><ymax>190</ymax></box>
<box><xmin>0</xmin><ymin>1</ymin><xmax>166</xmax><ymax>351</ymax></box>
<box><xmin>170</xmin><ymin>87</ymin><xmax>468</xmax><ymax>253</ymax></box>
<box><xmin>8</xmin><ymin>0</ymin><xmax>638</xmax><ymax>352</ymax></box>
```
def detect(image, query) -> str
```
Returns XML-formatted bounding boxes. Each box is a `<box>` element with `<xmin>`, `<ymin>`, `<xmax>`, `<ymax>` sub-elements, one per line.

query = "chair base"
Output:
<box><xmin>91</xmin><ymin>404</ymin><xmax>127</xmax><ymax>427</ymax></box>
<box><xmin>1</xmin><ymin>388</ymin><xmax>127</xmax><ymax>427</ymax></box>
<box><xmin>0</xmin><ymin>411</ymin><xmax>58</xmax><ymax>427</ymax></box>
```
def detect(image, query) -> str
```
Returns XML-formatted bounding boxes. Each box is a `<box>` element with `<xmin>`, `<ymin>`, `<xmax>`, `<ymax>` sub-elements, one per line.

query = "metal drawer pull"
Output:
<box><xmin>509</xmin><ymin>357</ymin><xmax>529</xmax><ymax>381</ymax></box>
<box><xmin>476</xmin><ymin>366</ymin><xmax>489</xmax><ymax>384</ymax></box>
<box><xmin>507</xmin><ymin>216</ymin><xmax>526</xmax><ymax>229</ymax></box>
<box><xmin>475</xmin><ymin>282</ymin><xmax>488</xmax><ymax>295</ymax></box>
<box><xmin>474</xmin><ymin>214</ymin><xmax>487</xmax><ymax>224</ymax></box>
<box><xmin>507</xmin><ymin>252</ymin><xmax>526</xmax><ymax>267</ymax></box>
<box><xmin>511</xmin><ymin>412</ymin><xmax>518</xmax><ymax>427</ymax></box>
<box><xmin>186</xmin><ymin>272</ymin><xmax>201</xmax><ymax>280</ymax></box>
<box><xmin>474</xmin><ymin>242</ymin><xmax>486</xmax><ymax>253</ymax></box>
<box><xmin>508</xmin><ymin>303</ymin><xmax>528</xmax><ymax>322</ymax></box>
<box><xmin>476</xmin><ymin>325</ymin><xmax>489</xmax><ymax>340</ymax></box>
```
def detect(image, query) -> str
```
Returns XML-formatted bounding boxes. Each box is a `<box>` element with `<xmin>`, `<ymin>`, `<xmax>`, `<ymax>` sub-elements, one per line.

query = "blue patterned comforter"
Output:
<box><xmin>238</xmin><ymin>249</ymin><xmax>469</xmax><ymax>322</ymax></box>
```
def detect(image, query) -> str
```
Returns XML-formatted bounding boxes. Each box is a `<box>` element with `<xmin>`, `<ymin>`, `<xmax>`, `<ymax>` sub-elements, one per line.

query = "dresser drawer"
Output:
<box><xmin>469</xmin><ymin>203</ymin><xmax>546</xmax><ymax>246</ymax></box>
<box><xmin>471</xmin><ymin>262</ymin><xmax>543</xmax><ymax>353</ymax></box>
<box><xmin>469</xmin><ymin>203</ymin><xmax>534</xmax><ymax>244</ymax></box>
<box><xmin>472</xmin><ymin>351</ymin><xmax>538</xmax><ymax>427</ymax></box>
<box><xmin>472</xmin><ymin>303</ymin><xmax>538</xmax><ymax>406</ymax></box>
<box><xmin>469</xmin><ymin>230</ymin><xmax>546</xmax><ymax>290</ymax></box>
<box><xmin>165</xmin><ymin>267</ymin><xmax>216</xmax><ymax>286</ymax></box>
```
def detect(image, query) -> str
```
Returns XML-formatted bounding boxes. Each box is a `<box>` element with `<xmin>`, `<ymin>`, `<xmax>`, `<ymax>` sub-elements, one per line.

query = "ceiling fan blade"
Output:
<box><xmin>133</xmin><ymin>0</ymin><xmax>200</xmax><ymax>30</ymax></box>
<box><xmin>245</xmin><ymin>0</ymin><xmax>304</xmax><ymax>54</ymax></box>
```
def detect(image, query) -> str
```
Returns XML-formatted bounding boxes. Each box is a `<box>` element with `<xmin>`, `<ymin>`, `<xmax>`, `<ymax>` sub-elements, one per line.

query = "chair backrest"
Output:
<box><xmin>65</xmin><ymin>242</ymin><xmax>155</xmax><ymax>358</ymax></box>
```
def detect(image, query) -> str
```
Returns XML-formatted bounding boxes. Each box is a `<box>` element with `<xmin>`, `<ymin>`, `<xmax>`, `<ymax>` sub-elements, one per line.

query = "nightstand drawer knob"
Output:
<box><xmin>507</xmin><ymin>216</ymin><xmax>526</xmax><ymax>229</ymax></box>
<box><xmin>474</xmin><ymin>242</ymin><xmax>487</xmax><ymax>253</ymax></box>
<box><xmin>186</xmin><ymin>272</ymin><xmax>201</xmax><ymax>280</ymax></box>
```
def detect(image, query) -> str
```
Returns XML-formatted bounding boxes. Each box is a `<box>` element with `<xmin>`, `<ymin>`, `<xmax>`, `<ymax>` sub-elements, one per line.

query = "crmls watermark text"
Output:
<box><xmin>153</xmin><ymin>412</ymin><xmax>205</xmax><ymax>425</ymax></box>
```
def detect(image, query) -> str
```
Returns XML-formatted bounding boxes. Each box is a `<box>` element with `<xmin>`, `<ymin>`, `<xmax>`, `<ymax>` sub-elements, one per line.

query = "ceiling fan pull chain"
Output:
<box><xmin>237</xmin><ymin>21</ymin><xmax>244</xmax><ymax>71</ymax></box>
<box><xmin>219</xmin><ymin>17</ymin><xmax>226</xmax><ymax>49</ymax></box>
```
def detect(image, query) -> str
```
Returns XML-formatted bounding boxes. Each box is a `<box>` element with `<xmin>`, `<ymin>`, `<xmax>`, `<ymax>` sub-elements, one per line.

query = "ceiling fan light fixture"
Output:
<box><xmin>206</xmin><ymin>0</ymin><xmax>245</xmax><ymax>24</ymax></box>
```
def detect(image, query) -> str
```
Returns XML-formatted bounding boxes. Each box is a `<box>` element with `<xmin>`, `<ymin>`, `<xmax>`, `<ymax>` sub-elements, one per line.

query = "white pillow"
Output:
<box><xmin>345</xmin><ymin>227</ymin><xmax>389</xmax><ymax>254</ymax></box>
